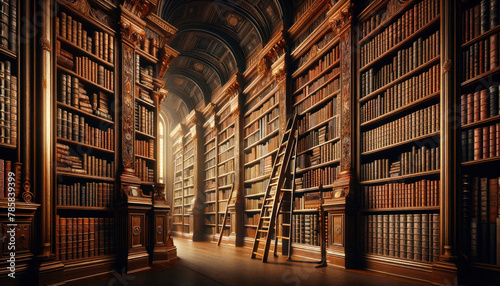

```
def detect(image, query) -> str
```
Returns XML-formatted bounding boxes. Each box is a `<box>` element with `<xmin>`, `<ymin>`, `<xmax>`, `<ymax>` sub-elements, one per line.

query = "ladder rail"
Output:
<box><xmin>288</xmin><ymin>129</ymin><xmax>299</xmax><ymax>260</ymax></box>
<box><xmin>217</xmin><ymin>182</ymin><xmax>235</xmax><ymax>246</ymax></box>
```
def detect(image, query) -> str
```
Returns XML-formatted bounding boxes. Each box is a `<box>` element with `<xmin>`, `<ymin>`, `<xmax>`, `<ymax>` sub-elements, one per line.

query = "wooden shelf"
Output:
<box><xmin>244</xmin><ymin>129</ymin><xmax>279</xmax><ymax>151</ymax></box>
<box><xmin>296</xmin><ymin>159</ymin><xmax>340</xmax><ymax>174</ymax></box>
<box><xmin>57</xmin><ymin>137</ymin><xmax>114</xmax><ymax>155</ymax></box>
<box><xmin>219</xmin><ymin>133</ymin><xmax>235</xmax><ymax>145</ymax></box>
<box><xmin>218</xmin><ymin>156</ymin><xmax>234</xmax><ymax>166</ymax></box>
<box><xmin>361</xmin><ymin>132</ymin><xmax>440</xmax><ymax>156</ymax></box>
<box><xmin>218</xmin><ymin>121</ymin><xmax>235</xmax><ymax>135</ymax></box>
<box><xmin>462</xmin><ymin>156</ymin><xmax>500</xmax><ymax>166</ymax></box>
<box><xmin>245</xmin><ymin>192</ymin><xmax>265</xmax><ymax>198</ymax></box>
<box><xmin>297</xmin><ymin>90</ymin><xmax>340</xmax><ymax>116</ymax></box>
<box><xmin>244</xmin><ymin>102</ymin><xmax>279</xmax><ymax>129</ymax></box>
<box><xmin>360</xmin><ymin>170</ymin><xmax>440</xmax><ymax>185</ymax></box>
<box><xmin>0</xmin><ymin>142</ymin><xmax>17</xmax><ymax>149</ymax></box>
<box><xmin>293</xmin><ymin>209</ymin><xmax>319</xmax><ymax>213</ymax></box>
<box><xmin>57</xmin><ymin>0</ymin><xmax>116</xmax><ymax>35</ymax></box>
<box><xmin>360</xmin><ymin>92</ymin><xmax>440</xmax><ymax>127</ymax></box>
<box><xmin>461</xmin><ymin>115</ymin><xmax>500</xmax><ymax>130</ymax></box>
<box><xmin>56</xmin><ymin>172</ymin><xmax>115</xmax><ymax>182</ymax></box>
<box><xmin>135</xmin><ymin>130</ymin><xmax>155</xmax><ymax>139</ymax></box>
<box><xmin>461</xmin><ymin>65</ymin><xmax>500</xmax><ymax>88</ymax></box>
<box><xmin>462</xmin><ymin>24</ymin><xmax>500</xmax><ymax>48</ymax></box>
<box><xmin>244</xmin><ymin>209</ymin><xmax>260</xmax><ymax>213</ymax></box>
<box><xmin>136</xmin><ymin>47</ymin><xmax>158</xmax><ymax>63</ymax></box>
<box><xmin>244</xmin><ymin>149</ymin><xmax>278</xmax><ymax>167</ymax></box>
<box><xmin>294</xmin><ymin>73</ymin><xmax>340</xmax><ymax>108</ymax></box>
<box><xmin>57</xmin><ymin>35</ymin><xmax>114</xmax><ymax>68</ymax></box>
<box><xmin>135</xmin><ymin>96</ymin><xmax>155</xmax><ymax>109</ymax></box>
<box><xmin>0</xmin><ymin>46</ymin><xmax>16</xmax><ymax>60</ymax></box>
<box><xmin>359</xmin><ymin>206</ymin><xmax>440</xmax><ymax>213</ymax></box>
<box><xmin>58</xmin><ymin>65</ymin><xmax>114</xmax><ymax>94</ymax></box>
<box><xmin>297</xmin><ymin>137</ymin><xmax>340</xmax><ymax>156</ymax></box>
<box><xmin>293</xmin><ymin>60</ymin><xmax>340</xmax><ymax>95</ymax></box>
<box><xmin>292</xmin><ymin>38</ymin><xmax>340</xmax><ymax>78</ymax></box>
<box><xmin>295</xmin><ymin>184</ymin><xmax>334</xmax><ymax>194</ymax></box>
<box><xmin>218</xmin><ymin>184</ymin><xmax>233</xmax><ymax>189</ymax></box>
<box><xmin>359</xmin><ymin>16</ymin><xmax>440</xmax><ymax>72</ymax></box>
<box><xmin>298</xmin><ymin>117</ymin><xmax>332</xmax><ymax>137</ymax></box>
<box><xmin>135</xmin><ymin>81</ymin><xmax>154</xmax><ymax>92</ymax></box>
<box><xmin>244</xmin><ymin>173</ymin><xmax>271</xmax><ymax>184</ymax></box>
<box><xmin>245</xmin><ymin>82</ymin><xmax>282</xmax><ymax>114</ymax></box>
<box><xmin>244</xmin><ymin>79</ymin><xmax>275</xmax><ymax>106</ymax></box>
<box><xmin>218</xmin><ymin>171</ymin><xmax>235</xmax><ymax>177</ymax></box>
<box><xmin>57</xmin><ymin>206</ymin><xmax>114</xmax><ymax>211</ymax></box>
<box><xmin>360</xmin><ymin>56</ymin><xmax>440</xmax><ymax>103</ymax></box>
<box><xmin>57</xmin><ymin>102</ymin><xmax>114</xmax><ymax>124</ymax></box>
<box><xmin>135</xmin><ymin>154</ymin><xmax>155</xmax><ymax>161</ymax></box>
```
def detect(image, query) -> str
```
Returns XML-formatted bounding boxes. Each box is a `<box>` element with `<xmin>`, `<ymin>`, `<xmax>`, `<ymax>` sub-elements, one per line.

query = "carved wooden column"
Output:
<box><xmin>322</xmin><ymin>0</ymin><xmax>358</xmax><ymax>269</ymax></box>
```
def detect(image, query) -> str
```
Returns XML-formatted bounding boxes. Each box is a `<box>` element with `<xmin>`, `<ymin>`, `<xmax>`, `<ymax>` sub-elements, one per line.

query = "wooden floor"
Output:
<box><xmin>84</xmin><ymin>238</ymin><xmax>423</xmax><ymax>286</ymax></box>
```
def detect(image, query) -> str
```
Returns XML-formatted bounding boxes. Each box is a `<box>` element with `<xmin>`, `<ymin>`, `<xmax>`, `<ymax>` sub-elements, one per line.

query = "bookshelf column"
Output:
<box><xmin>322</xmin><ymin>1</ymin><xmax>358</xmax><ymax>268</ymax></box>
<box><xmin>230</xmin><ymin>83</ymin><xmax>244</xmax><ymax>247</ymax></box>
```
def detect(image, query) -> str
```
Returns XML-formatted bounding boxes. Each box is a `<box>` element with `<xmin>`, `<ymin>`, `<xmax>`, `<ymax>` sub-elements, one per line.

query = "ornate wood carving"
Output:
<box><xmin>67</xmin><ymin>0</ymin><xmax>114</xmax><ymax>28</ymax></box>
<box><xmin>22</xmin><ymin>181</ymin><xmax>33</xmax><ymax>203</ymax></box>
<box><xmin>158</xmin><ymin>45</ymin><xmax>179</xmax><ymax>79</ymax></box>
<box><xmin>387</xmin><ymin>0</ymin><xmax>410</xmax><ymax>17</ymax></box>
<box><xmin>258</xmin><ymin>57</ymin><xmax>270</xmax><ymax>77</ymax></box>
<box><xmin>330</xmin><ymin>3</ymin><xmax>353</xmax><ymax>33</ymax></box>
<box><xmin>120</xmin><ymin>19</ymin><xmax>145</xmax><ymax>46</ymax></box>
<box><xmin>340</xmin><ymin>29</ymin><xmax>352</xmax><ymax>172</ymax></box>
<box><xmin>40</xmin><ymin>36</ymin><xmax>51</xmax><ymax>52</ymax></box>
<box><xmin>442</xmin><ymin>59</ymin><xmax>452</xmax><ymax>74</ymax></box>
<box><xmin>122</xmin><ymin>45</ymin><xmax>135</xmax><ymax>169</ymax></box>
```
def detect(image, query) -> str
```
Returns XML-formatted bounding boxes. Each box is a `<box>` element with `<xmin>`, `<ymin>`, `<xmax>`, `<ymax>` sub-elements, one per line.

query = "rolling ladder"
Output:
<box><xmin>250</xmin><ymin>115</ymin><xmax>298</xmax><ymax>262</ymax></box>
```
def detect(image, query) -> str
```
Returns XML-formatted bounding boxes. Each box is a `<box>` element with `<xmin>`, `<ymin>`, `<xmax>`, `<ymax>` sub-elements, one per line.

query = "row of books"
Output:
<box><xmin>244</xmin><ymin>81</ymin><xmax>280</xmax><ymax>112</ymax></box>
<box><xmin>462</xmin><ymin>0</ymin><xmax>499</xmax><ymax>43</ymax></box>
<box><xmin>183</xmin><ymin>187</ymin><xmax>194</xmax><ymax>197</ymax></box>
<box><xmin>361</xmin><ymin>31</ymin><xmax>440</xmax><ymax>97</ymax></box>
<box><xmin>362</xmin><ymin>213</ymin><xmax>440</xmax><ymax>262</ymax></box>
<box><xmin>294</xmin><ymin>30</ymin><xmax>336</xmax><ymax>71</ymax></box>
<box><xmin>296</xmin><ymin>141</ymin><xmax>340</xmax><ymax>169</ymax></box>
<box><xmin>245</xmin><ymin>197</ymin><xmax>263</xmax><ymax>210</ymax></box>
<box><xmin>245</xmin><ymin>213</ymin><xmax>260</xmax><ymax>226</ymax></box>
<box><xmin>56</xmin><ymin>216</ymin><xmax>115</xmax><ymax>261</ymax></box>
<box><xmin>359</xmin><ymin>0</ymin><xmax>438</xmax><ymax>39</ymax></box>
<box><xmin>0</xmin><ymin>0</ymin><xmax>17</xmax><ymax>52</ymax></box>
<box><xmin>204</xmin><ymin>215</ymin><xmax>216</xmax><ymax>225</ymax></box>
<box><xmin>359</xmin><ymin>0</ymin><xmax>439</xmax><ymax>67</ymax></box>
<box><xmin>295</xmin><ymin>165</ymin><xmax>340</xmax><ymax>189</ymax></box>
<box><xmin>135</xmin><ymin>139</ymin><xmax>154</xmax><ymax>158</ymax></box>
<box><xmin>57</xmin><ymin>108</ymin><xmax>114</xmax><ymax>151</ymax></box>
<box><xmin>293</xmin><ymin>192</ymin><xmax>322</xmax><ymax>210</ymax></box>
<box><xmin>294</xmin><ymin>76</ymin><xmax>340</xmax><ymax>115</ymax></box>
<box><xmin>218</xmin><ymin>139</ymin><xmax>234</xmax><ymax>162</ymax></box>
<box><xmin>244</xmin><ymin>156</ymin><xmax>272</xmax><ymax>180</ymax></box>
<box><xmin>139</xmin><ymin>65</ymin><xmax>154</xmax><ymax>90</ymax></box>
<box><xmin>219</xmin><ymin>125</ymin><xmax>234</xmax><ymax>142</ymax></box>
<box><xmin>362</xmin><ymin>104</ymin><xmax>440</xmax><ymax>152</ymax></box>
<box><xmin>205</xmin><ymin>191</ymin><xmax>216</xmax><ymax>202</ymax></box>
<box><xmin>59</xmin><ymin>74</ymin><xmax>112</xmax><ymax>120</ymax></box>
<box><xmin>361</xmin><ymin>146</ymin><xmax>440</xmax><ymax>181</ymax></box>
<box><xmin>461</xmin><ymin>86</ymin><xmax>500</xmax><ymax>126</ymax></box>
<box><xmin>462</xmin><ymin>32</ymin><xmax>499</xmax><ymax>81</ymax></box>
<box><xmin>297</xmin><ymin>119</ymin><xmax>340</xmax><ymax>153</ymax></box>
<box><xmin>136</xmin><ymin>87</ymin><xmax>154</xmax><ymax>105</ymax></box>
<box><xmin>205</xmin><ymin>180</ymin><xmax>216</xmax><ymax>190</ymax></box>
<box><xmin>298</xmin><ymin>101</ymin><xmax>339</xmax><ymax>134</ymax></box>
<box><xmin>293</xmin><ymin>214</ymin><xmax>319</xmax><ymax>246</ymax></box>
<box><xmin>294</xmin><ymin>46</ymin><xmax>340</xmax><ymax>90</ymax></box>
<box><xmin>461</xmin><ymin>123</ymin><xmax>500</xmax><ymax>162</ymax></box>
<box><xmin>218</xmin><ymin>174</ymin><xmax>233</xmax><ymax>187</ymax></box>
<box><xmin>244</xmin><ymin>112</ymin><xmax>279</xmax><ymax>143</ymax></box>
<box><xmin>218</xmin><ymin>160</ymin><xmax>234</xmax><ymax>175</ymax></box>
<box><xmin>183</xmin><ymin>167</ymin><xmax>194</xmax><ymax>178</ymax></box>
<box><xmin>135</xmin><ymin>158</ymin><xmax>153</xmax><ymax>182</ymax></box>
<box><xmin>140</xmin><ymin>34</ymin><xmax>159</xmax><ymax>58</ymax></box>
<box><xmin>0</xmin><ymin>159</ymin><xmax>12</xmax><ymax>197</ymax></box>
<box><xmin>57</xmin><ymin>182</ymin><xmax>114</xmax><ymax>208</ymax></box>
<box><xmin>205</xmin><ymin>204</ymin><xmax>216</xmax><ymax>214</ymax></box>
<box><xmin>135</xmin><ymin>104</ymin><xmax>154</xmax><ymax>136</ymax></box>
<box><xmin>73</xmin><ymin>56</ymin><xmax>114</xmax><ymax>91</ymax></box>
<box><xmin>244</xmin><ymin>136</ymin><xmax>279</xmax><ymax>162</ymax></box>
<box><xmin>361</xmin><ymin>180</ymin><xmax>440</xmax><ymax>209</ymax></box>
<box><xmin>0</xmin><ymin>60</ymin><xmax>16</xmax><ymax>144</ymax></box>
<box><xmin>245</xmin><ymin>179</ymin><xmax>269</xmax><ymax>196</ymax></box>
<box><xmin>57</xmin><ymin>12</ymin><xmax>114</xmax><ymax>64</ymax></box>
<box><xmin>205</xmin><ymin>161</ymin><xmax>216</xmax><ymax>176</ymax></box>
<box><xmin>361</xmin><ymin>64</ymin><xmax>440</xmax><ymax>123</ymax></box>
<box><xmin>244</xmin><ymin>95</ymin><xmax>276</xmax><ymax>126</ymax></box>
<box><xmin>462</xmin><ymin>175</ymin><xmax>500</xmax><ymax>265</ymax></box>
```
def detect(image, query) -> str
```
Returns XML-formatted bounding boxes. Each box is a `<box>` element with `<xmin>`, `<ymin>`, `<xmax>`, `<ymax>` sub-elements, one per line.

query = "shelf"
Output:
<box><xmin>359</xmin><ymin>16</ymin><xmax>440</xmax><ymax>72</ymax></box>
<box><xmin>141</xmin><ymin>181</ymin><xmax>155</xmax><ymax>186</ymax></box>
<box><xmin>244</xmin><ymin>209</ymin><xmax>260</xmax><ymax>213</ymax></box>
<box><xmin>292</xmin><ymin>38</ymin><xmax>340</xmax><ymax>78</ymax></box>
<box><xmin>57</xmin><ymin>65</ymin><xmax>114</xmax><ymax>94</ymax></box>
<box><xmin>57</xmin><ymin>0</ymin><xmax>116</xmax><ymax>35</ymax></box>
<box><xmin>293</xmin><ymin>60</ymin><xmax>340</xmax><ymax>95</ymax></box>
<box><xmin>244</xmin><ymin>102</ymin><xmax>280</xmax><ymax>129</ymax></box>
<box><xmin>205</xmin><ymin>188</ymin><xmax>216</xmax><ymax>193</ymax></box>
<box><xmin>361</xmin><ymin>132</ymin><xmax>440</xmax><ymax>156</ymax></box>
<box><xmin>218</xmin><ymin>121</ymin><xmax>235</xmax><ymax>135</ymax></box>
<box><xmin>293</xmin><ymin>209</ymin><xmax>319</xmax><ymax>213</ymax></box>
<box><xmin>135</xmin><ymin>130</ymin><xmax>155</xmax><ymax>139</ymax></box>
<box><xmin>136</xmin><ymin>47</ymin><xmax>158</xmax><ymax>63</ymax></box>
<box><xmin>462</xmin><ymin>115</ymin><xmax>500</xmax><ymax>130</ymax></box>
<box><xmin>360</xmin><ymin>92</ymin><xmax>440</xmax><ymax>127</ymax></box>
<box><xmin>462</xmin><ymin>24</ymin><xmax>500</xmax><ymax>48</ymax></box>
<box><xmin>57</xmin><ymin>206</ymin><xmax>114</xmax><ymax>211</ymax></box>
<box><xmin>297</xmin><ymin>90</ymin><xmax>341</xmax><ymax>116</ymax></box>
<box><xmin>462</xmin><ymin>67</ymin><xmax>500</xmax><ymax>88</ymax></box>
<box><xmin>299</xmin><ymin>117</ymin><xmax>333</xmax><ymax>137</ymax></box>
<box><xmin>204</xmin><ymin>201</ymin><xmax>216</xmax><ymax>204</ymax></box>
<box><xmin>135</xmin><ymin>96</ymin><xmax>156</xmax><ymax>109</ymax></box>
<box><xmin>135</xmin><ymin>154</ymin><xmax>156</xmax><ymax>162</ymax></box>
<box><xmin>245</xmin><ymin>192</ymin><xmax>266</xmax><ymax>198</ymax></box>
<box><xmin>244</xmin><ymin>173</ymin><xmax>271</xmax><ymax>184</ymax></box>
<box><xmin>244</xmin><ymin>149</ymin><xmax>278</xmax><ymax>167</ymax></box>
<box><xmin>360</xmin><ymin>56</ymin><xmax>440</xmax><ymax>103</ymax></box>
<box><xmin>218</xmin><ymin>184</ymin><xmax>233</xmax><ymax>189</ymax></box>
<box><xmin>219</xmin><ymin>133</ymin><xmax>235</xmax><ymax>145</ymax></box>
<box><xmin>0</xmin><ymin>46</ymin><xmax>16</xmax><ymax>60</ymax></box>
<box><xmin>293</xmin><ymin>73</ymin><xmax>340</xmax><ymax>108</ymax></box>
<box><xmin>57</xmin><ymin>35</ymin><xmax>114</xmax><ymax>68</ymax></box>
<box><xmin>0</xmin><ymin>142</ymin><xmax>17</xmax><ymax>149</ymax></box>
<box><xmin>244</xmin><ymin>224</ymin><xmax>258</xmax><ymax>228</ymax></box>
<box><xmin>295</xmin><ymin>184</ymin><xmax>334</xmax><ymax>194</ymax></box>
<box><xmin>297</xmin><ymin>137</ymin><xmax>340</xmax><ymax>156</ymax></box>
<box><xmin>244</xmin><ymin>129</ymin><xmax>280</xmax><ymax>151</ymax></box>
<box><xmin>218</xmin><ymin>171</ymin><xmax>235</xmax><ymax>177</ymax></box>
<box><xmin>358</xmin><ymin>0</ymin><xmax>419</xmax><ymax>45</ymax></box>
<box><xmin>462</xmin><ymin>156</ymin><xmax>500</xmax><ymax>166</ymax></box>
<box><xmin>204</xmin><ymin>136</ymin><xmax>216</xmax><ymax>145</ymax></box>
<box><xmin>135</xmin><ymin>81</ymin><xmax>154</xmax><ymax>92</ymax></box>
<box><xmin>56</xmin><ymin>172</ymin><xmax>115</xmax><ymax>182</ymax></box>
<box><xmin>57</xmin><ymin>102</ymin><xmax>114</xmax><ymax>124</ymax></box>
<box><xmin>218</xmin><ymin>156</ymin><xmax>234</xmax><ymax>166</ymax></box>
<box><xmin>296</xmin><ymin>159</ymin><xmax>340</xmax><ymax>174</ymax></box>
<box><xmin>244</xmin><ymin>79</ymin><xmax>276</xmax><ymax>107</ymax></box>
<box><xmin>360</xmin><ymin>170</ymin><xmax>440</xmax><ymax>185</ymax></box>
<box><xmin>359</xmin><ymin>206</ymin><xmax>440</xmax><ymax>213</ymax></box>
<box><xmin>57</xmin><ymin>137</ymin><xmax>114</xmax><ymax>155</ymax></box>
<box><xmin>204</xmin><ymin>146</ymin><xmax>216</xmax><ymax>155</ymax></box>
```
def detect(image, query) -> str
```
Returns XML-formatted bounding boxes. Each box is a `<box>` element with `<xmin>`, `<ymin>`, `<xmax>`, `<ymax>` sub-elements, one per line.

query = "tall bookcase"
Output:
<box><xmin>202</xmin><ymin>111</ymin><xmax>218</xmax><ymax>239</ymax></box>
<box><xmin>458</xmin><ymin>0</ymin><xmax>500</xmax><ymax>280</ymax></box>
<box><xmin>171</xmin><ymin>125</ymin><xmax>184</xmax><ymax>234</ymax></box>
<box><xmin>357</xmin><ymin>0</ymin><xmax>441</xmax><ymax>268</ymax></box>
<box><xmin>53</xmin><ymin>0</ymin><xmax>118</xmax><ymax>268</ymax></box>
<box><xmin>289</xmin><ymin>3</ymin><xmax>342</xmax><ymax>249</ymax></box>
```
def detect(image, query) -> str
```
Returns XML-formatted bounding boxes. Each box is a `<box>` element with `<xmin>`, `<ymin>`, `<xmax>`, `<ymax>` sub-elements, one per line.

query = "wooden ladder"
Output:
<box><xmin>217</xmin><ymin>182</ymin><xmax>235</xmax><ymax>246</ymax></box>
<box><xmin>250</xmin><ymin>115</ymin><xmax>298</xmax><ymax>262</ymax></box>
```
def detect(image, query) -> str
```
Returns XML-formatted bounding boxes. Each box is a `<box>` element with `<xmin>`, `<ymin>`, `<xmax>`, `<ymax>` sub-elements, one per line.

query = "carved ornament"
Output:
<box><xmin>340</xmin><ymin>30</ymin><xmax>352</xmax><ymax>171</ymax></box>
<box><xmin>158</xmin><ymin>45</ymin><xmax>179</xmax><ymax>79</ymax></box>
<box><xmin>442</xmin><ymin>59</ymin><xmax>452</xmax><ymax>74</ymax></box>
<box><xmin>67</xmin><ymin>0</ymin><xmax>114</xmax><ymax>28</ymax></box>
<box><xmin>122</xmin><ymin>46</ymin><xmax>135</xmax><ymax>169</ymax></box>
<box><xmin>40</xmin><ymin>36</ymin><xmax>51</xmax><ymax>52</ymax></box>
<box><xmin>330</xmin><ymin>3</ymin><xmax>353</xmax><ymax>33</ymax></box>
<box><xmin>120</xmin><ymin>19</ymin><xmax>145</xmax><ymax>46</ymax></box>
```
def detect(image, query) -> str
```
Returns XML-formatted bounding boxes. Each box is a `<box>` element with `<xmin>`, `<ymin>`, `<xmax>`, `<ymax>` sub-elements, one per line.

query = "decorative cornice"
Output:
<box><xmin>329</xmin><ymin>2</ymin><xmax>353</xmax><ymax>33</ymax></box>
<box><xmin>158</xmin><ymin>45</ymin><xmax>179</xmax><ymax>79</ymax></box>
<box><xmin>122</xmin><ymin>0</ymin><xmax>157</xmax><ymax>19</ymax></box>
<box><xmin>67</xmin><ymin>0</ymin><xmax>114</xmax><ymax>28</ymax></box>
<box><xmin>120</xmin><ymin>18</ymin><xmax>145</xmax><ymax>46</ymax></box>
<box><xmin>40</xmin><ymin>36</ymin><xmax>51</xmax><ymax>52</ymax></box>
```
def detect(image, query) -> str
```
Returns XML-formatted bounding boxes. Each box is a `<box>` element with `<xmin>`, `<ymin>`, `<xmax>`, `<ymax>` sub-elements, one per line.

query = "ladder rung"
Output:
<box><xmin>261</xmin><ymin>216</ymin><xmax>271</xmax><ymax>219</ymax></box>
<box><xmin>281</xmin><ymin>189</ymin><xmax>292</xmax><ymax>192</ymax></box>
<box><xmin>253</xmin><ymin>252</ymin><xmax>263</xmax><ymax>257</ymax></box>
<box><xmin>264</xmin><ymin>204</ymin><xmax>273</xmax><ymax>208</ymax></box>
<box><xmin>265</xmin><ymin>198</ymin><xmax>274</xmax><ymax>201</ymax></box>
<box><xmin>258</xmin><ymin>229</ymin><xmax>268</xmax><ymax>233</ymax></box>
<box><xmin>278</xmin><ymin>152</ymin><xmax>285</xmax><ymax>156</ymax></box>
<box><xmin>282</xmin><ymin>223</ymin><xmax>291</xmax><ymax>226</ymax></box>
<box><xmin>276</xmin><ymin>236</ymin><xmax>290</xmax><ymax>240</ymax></box>
<box><xmin>256</xmin><ymin>238</ymin><xmax>266</xmax><ymax>242</ymax></box>
<box><xmin>270</xmin><ymin>182</ymin><xmax>278</xmax><ymax>186</ymax></box>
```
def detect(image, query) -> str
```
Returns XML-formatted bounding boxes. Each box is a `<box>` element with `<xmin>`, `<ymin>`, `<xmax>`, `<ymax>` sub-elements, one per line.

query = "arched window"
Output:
<box><xmin>158</xmin><ymin>112</ymin><xmax>168</xmax><ymax>184</ymax></box>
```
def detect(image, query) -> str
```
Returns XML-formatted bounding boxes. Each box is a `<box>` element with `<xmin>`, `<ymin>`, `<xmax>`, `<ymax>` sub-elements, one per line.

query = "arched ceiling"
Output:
<box><xmin>160</xmin><ymin>0</ymin><xmax>294</xmax><ymax>123</ymax></box>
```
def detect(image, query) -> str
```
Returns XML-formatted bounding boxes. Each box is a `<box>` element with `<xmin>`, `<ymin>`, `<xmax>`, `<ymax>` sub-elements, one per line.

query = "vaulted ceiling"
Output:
<box><xmin>159</xmin><ymin>0</ymin><xmax>295</xmax><ymax>121</ymax></box>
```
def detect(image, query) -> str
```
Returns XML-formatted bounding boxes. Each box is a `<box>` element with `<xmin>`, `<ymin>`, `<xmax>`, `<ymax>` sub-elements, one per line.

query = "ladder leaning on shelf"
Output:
<box><xmin>250</xmin><ymin>114</ymin><xmax>298</xmax><ymax>262</ymax></box>
<box><xmin>217</xmin><ymin>182</ymin><xmax>236</xmax><ymax>246</ymax></box>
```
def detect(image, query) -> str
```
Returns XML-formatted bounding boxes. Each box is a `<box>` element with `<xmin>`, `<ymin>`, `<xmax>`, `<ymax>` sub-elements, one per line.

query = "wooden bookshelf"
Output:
<box><xmin>202</xmin><ymin>113</ymin><xmax>217</xmax><ymax>239</ymax></box>
<box><xmin>357</xmin><ymin>0</ymin><xmax>442</xmax><ymax>271</ymax></box>
<box><xmin>171</xmin><ymin>132</ymin><xmax>184</xmax><ymax>234</ymax></box>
